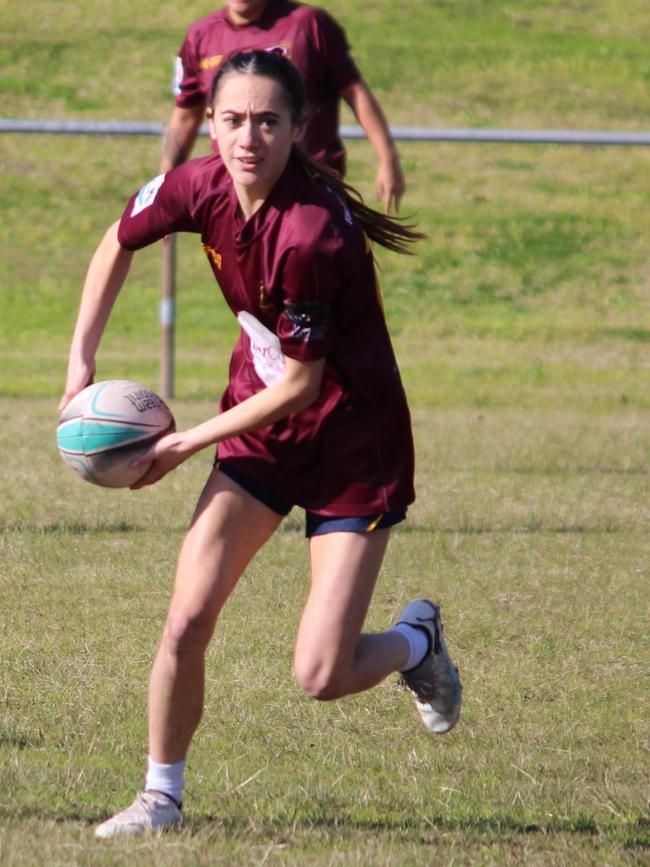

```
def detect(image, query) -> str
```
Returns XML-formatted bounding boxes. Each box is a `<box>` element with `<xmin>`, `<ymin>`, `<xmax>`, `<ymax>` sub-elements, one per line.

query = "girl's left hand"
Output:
<box><xmin>376</xmin><ymin>156</ymin><xmax>405</xmax><ymax>214</ymax></box>
<box><xmin>130</xmin><ymin>430</ymin><xmax>197</xmax><ymax>489</ymax></box>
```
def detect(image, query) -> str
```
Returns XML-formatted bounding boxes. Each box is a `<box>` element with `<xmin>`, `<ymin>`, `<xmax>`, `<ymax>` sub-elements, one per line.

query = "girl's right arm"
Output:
<box><xmin>59</xmin><ymin>221</ymin><xmax>134</xmax><ymax>410</ymax></box>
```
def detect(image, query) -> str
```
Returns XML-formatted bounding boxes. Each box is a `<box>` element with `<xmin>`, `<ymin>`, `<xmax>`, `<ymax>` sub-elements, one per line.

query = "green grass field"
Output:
<box><xmin>1</xmin><ymin>1</ymin><xmax>649</xmax><ymax>864</ymax></box>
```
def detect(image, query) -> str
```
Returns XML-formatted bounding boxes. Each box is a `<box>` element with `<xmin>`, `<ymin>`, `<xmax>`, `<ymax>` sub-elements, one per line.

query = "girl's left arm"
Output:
<box><xmin>130</xmin><ymin>354</ymin><xmax>326</xmax><ymax>488</ymax></box>
<box><xmin>340</xmin><ymin>79</ymin><xmax>405</xmax><ymax>214</ymax></box>
<box><xmin>59</xmin><ymin>221</ymin><xmax>134</xmax><ymax>410</ymax></box>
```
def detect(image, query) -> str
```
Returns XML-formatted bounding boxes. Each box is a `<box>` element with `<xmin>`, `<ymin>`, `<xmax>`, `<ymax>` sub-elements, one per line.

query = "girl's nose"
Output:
<box><xmin>239</xmin><ymin>119</ymin><xmax>259</xmax><ymax>148</ymax></box>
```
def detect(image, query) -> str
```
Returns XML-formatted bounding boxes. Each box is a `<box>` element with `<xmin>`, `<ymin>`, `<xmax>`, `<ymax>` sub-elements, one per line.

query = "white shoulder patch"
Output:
<box><xmin>173</xmin><ymin>56</ymin><xmax>184</xmax><ymax>96</ymax></box>
<box><xmin>131</xmin><ymin>174</ymin><xmax>166</xmax><ymax>218</ymax></box>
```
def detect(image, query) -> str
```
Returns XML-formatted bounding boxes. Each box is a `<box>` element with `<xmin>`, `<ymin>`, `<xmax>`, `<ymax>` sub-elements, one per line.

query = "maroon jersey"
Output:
<box><xmin>118</xmin><ymin>156</ymin><xmax>415</xmax><ymax>515</ymax></box>
<box><xmin>173</xmin><ymin>0</ymin><xmax>360</xmax><ymax>173</ymax></box>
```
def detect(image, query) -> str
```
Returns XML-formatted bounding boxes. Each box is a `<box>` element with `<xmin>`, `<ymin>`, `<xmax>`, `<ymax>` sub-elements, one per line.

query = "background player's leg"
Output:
<box><xmin>148</xmin><ymin>469</ymin><xmax>283</xmax><ymax>763</ymax></box>
<box><xmin>293</xmin><ymin>530</ymin><xmax>410</xmax><ymax>700</ymax></box>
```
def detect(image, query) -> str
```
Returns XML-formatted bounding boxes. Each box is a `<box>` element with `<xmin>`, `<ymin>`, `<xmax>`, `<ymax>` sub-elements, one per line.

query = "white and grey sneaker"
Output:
<box><xmin>397</xmin><ymin>599</ymin><xmax>462</xmax><ymax>734</ymax></box>
<box><xmin>95</xmin><ymin>791</ymin><xmax>182</xmax><ymax>839</ymax></box>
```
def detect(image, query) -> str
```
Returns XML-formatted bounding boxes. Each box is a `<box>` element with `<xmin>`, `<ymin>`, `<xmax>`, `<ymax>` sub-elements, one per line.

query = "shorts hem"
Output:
<box><xmin>216</xmin><ymin>460</ymin><xmax>408</xmax><ymax>536</ymax></box>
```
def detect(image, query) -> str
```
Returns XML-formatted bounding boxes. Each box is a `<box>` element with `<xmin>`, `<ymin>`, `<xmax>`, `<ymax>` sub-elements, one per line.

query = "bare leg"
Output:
<box><xmin>148</xmin><ymin>469</ymin><xmax>282</xmax><ymax>763</ymax></box>
<box><xmin>293</xmin><ymin>529</ymin><xmax>410</xmax><ymax>700</ymax></box>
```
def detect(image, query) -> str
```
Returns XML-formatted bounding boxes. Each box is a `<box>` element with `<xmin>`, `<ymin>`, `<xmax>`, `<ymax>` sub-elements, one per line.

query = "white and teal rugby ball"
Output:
<box><xmin>56</xmin><ymin>380</ymin><xmax>175</xmax><ymax>488</ymax></box>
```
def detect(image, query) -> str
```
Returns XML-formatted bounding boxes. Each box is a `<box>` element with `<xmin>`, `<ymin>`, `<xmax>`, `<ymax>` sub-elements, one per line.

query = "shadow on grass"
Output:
<box><xmin>505</xmin><ymin>465</ymin><xmax>649</xmax><ymax>477</ymax></box>
<box><xmin>600</xmin><ymin>327</ymin><xmax>650</xmax><ymax>344</ymax></box>
<box><xmin>0</xmin><ymin>520</ymin><xmax>185</xmax><ymax>535</ymax></box>
<box><xmin>0</xmin><ymin>731</ymin><xmax>44</xmax><ymax>749</ymax></box>
<box><xmin>437</xmin><ymin>524</ymin><xmax>625</xmax><ymax>535</ymax></box>
<box><xmin>3</xmin><ymin>808</ymin><xmax>648</xmax><ymax>848</ymax></box>
<box><xmin>392</xmin><ymin>523</ymin><xmax>625</xmax><ymax>535</ymax></box>
<box><xmin>276</xmin><ymin>518</ymin><xmax>627</xmax><ymax>536</ymax></box>
<box><xmin>2</xmin><ymin>518</ymin><xmax>629</xmax><ymax>537</ymax></box>
<box><xmin>186</xmin><ymin>812</ymin><xmax>650</xmax><ymax>847</ymax></box>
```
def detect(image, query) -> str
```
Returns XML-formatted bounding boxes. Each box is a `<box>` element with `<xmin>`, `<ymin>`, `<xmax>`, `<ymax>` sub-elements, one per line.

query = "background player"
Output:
<box><xmin>60</xmin><ymin>50</ymin><xmax>460</xmax><ymax>838</ymax></box>
<box><xmin>162</xmin><ymin>0</ymin><xmax>405</xmax><ymax>211</ymax></box>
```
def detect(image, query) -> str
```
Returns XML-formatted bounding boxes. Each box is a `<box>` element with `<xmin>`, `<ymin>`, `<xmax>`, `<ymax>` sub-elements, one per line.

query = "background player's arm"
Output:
<box><xmin>131</xmin><ymin>355</ymin><xmax>326</xmax><ymax>488</ymax></box>
<box><xmin>160</xmin><ymin>102</ymin><xmax>206</xmax><ymax>172</ymax></box>
<box><xmin>341</xmin><ymin>79</ymin><xmax>405</xmax><ymax>213</ymax></box>
<box><xmin>59</xmin><ymin>222</ymin><xmax>133</xmax><ymax>409</ymax></box>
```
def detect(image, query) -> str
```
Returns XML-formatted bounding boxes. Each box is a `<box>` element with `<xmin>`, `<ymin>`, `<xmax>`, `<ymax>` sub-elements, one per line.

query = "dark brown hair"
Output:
<box><xmin>209</xmin><ymin>50</ymin><xmax>424</xmax><ymax>254</ymax></box>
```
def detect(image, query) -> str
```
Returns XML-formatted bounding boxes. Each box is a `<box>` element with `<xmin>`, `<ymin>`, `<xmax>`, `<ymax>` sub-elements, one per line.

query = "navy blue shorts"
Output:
<box><xmin>217</xmin><ymin>461</ymin><xmax>406</xmax><ymax>538</ymax></box>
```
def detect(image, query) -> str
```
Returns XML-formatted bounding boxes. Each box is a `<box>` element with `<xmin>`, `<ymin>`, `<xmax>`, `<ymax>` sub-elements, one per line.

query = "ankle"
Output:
<box><xmin>145</xmin><ymin>756</ymin><xmax>187</xmax><ymax>805</ymax></box>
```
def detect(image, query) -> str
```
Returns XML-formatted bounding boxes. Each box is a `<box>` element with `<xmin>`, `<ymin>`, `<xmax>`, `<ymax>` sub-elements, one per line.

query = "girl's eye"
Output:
<box><xmin>221</xmin><ymin>115</ymin><xmax>278</xmax><ymax>129</ymax></box>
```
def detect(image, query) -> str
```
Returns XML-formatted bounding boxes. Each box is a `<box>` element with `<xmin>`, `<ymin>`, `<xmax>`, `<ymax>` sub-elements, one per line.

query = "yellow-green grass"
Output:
<box><xmin>3</xmin><ymin>0</ymin><xmax>650</xmax><ymax>130</ymax></box>
<box><xmin>2</xmin><ymin>1</ymin><xmax>650</xmax><ymax>408</ymax></box>
<box><xmin>1</xmin><ymin>399</ymin><xmax>648</xmax><ymax>865</ymax></box>
<box><xmin>2</xmin><ymin>1</ymin><xmax>650</xmax><ymax>862</ymax></box>
<box><xmin>2</xmin><ymin>134</ymin><xmax>649</xmax><ymax>413</ymax></box>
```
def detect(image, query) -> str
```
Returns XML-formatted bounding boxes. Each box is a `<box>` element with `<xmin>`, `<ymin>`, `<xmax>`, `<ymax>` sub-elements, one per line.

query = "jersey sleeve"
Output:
<box><xmin>275</xmin><ymin>237</ymin><xmax>344</xmax><ymax>362</ymax></box>
<box><xmin>310</xmin><ymin>9</ymin><xmax>361</xmax><ymax>92</ymax></box>
<box><xmin>173</xmin><ymin>31</ymin><xmax>205</xmax><ymax>108</ymax></box>
<box><xmin>117</xmin><ymin>165</ymin><xmax>200</xmax><ymax>250</ymax></box>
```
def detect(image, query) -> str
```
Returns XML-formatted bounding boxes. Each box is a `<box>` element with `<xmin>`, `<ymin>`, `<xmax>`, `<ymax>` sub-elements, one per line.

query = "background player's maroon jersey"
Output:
<box><xmin>174</xmin><ymin>0</ymin><xmax>360</xmax><ymax>173</ymax></box>
<box><xmin>118</xmin><ymin>156</ymin><xmax>415</xmax><ymax>515</ymax></box>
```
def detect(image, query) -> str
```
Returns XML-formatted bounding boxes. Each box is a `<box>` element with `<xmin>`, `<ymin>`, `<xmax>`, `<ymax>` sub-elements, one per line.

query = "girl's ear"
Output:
<box><xmin>292</xmin><ymin>115</ymin><xmax>307</xmax><ymax>145</ymax></box>
<box><xmin>206</xmin><ymin>107</ymin><xmax>217</xmax><ymax>142</ymax></box>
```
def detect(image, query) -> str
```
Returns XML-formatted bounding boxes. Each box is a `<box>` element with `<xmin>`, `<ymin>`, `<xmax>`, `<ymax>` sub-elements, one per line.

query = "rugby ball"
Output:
<box><xmin>56</xmin><ymin>380</ymin><xmax>175</xmax><ymax>488</ymax></box>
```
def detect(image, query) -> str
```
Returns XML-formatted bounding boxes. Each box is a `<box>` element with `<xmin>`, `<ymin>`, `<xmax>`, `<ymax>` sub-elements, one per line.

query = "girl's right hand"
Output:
<box><xmin>129</xmin><ymin>430</ymin><xmax>199</xmax><ymax>489</ymax></box>
<box><xmin>58</xmin><ymin>359</ymin><xmax>96</xmax><ymax>412</ymax></box>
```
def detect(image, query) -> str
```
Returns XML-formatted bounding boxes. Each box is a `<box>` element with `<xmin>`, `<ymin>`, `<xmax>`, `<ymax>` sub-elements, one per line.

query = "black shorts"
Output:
<box><xmin>217</xmin><ymin>461</ymin><xmax>407</xmax><ymax>538</ymax></box>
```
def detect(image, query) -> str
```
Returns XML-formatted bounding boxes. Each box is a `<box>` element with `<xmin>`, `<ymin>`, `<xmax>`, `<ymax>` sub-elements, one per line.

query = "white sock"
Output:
<box><xmin>145</xmin><ymin>756</ymin><xmax>187</xmax><ymax>805</ymax></box>
<box><xmin>390</xmin><ymin>623</ymin><xmax>430</xmax><ymax>672</ymax></box>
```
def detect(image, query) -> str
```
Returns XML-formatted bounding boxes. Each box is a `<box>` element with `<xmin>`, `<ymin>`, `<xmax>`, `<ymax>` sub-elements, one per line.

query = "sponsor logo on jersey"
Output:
<box><xmin>237</xmin><ymin>311</ymin><xmax>285</xmax><ymax>387</ymax></box>
<box><xmin>199</xmin><ymin>54</ymin><xmax>223</xmax><ymax>71</ymax></box>
<box><xmin>173</xmin><ymin>56</ymin><xmax>184</xmax><ymax>95</ymax></box>
<box><xmin>202</xmin><ymin>244</ymin><xmax>222</xmax><ymax>270</ymax></box>
<box><xmin>131</xmin><ymin>174</ymin><xmax>166</xmax><ymax>217</ymax></box>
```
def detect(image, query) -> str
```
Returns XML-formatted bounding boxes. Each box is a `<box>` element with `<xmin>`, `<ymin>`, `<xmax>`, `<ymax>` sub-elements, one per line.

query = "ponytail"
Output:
<box><xmin>291</xmin><ymin>147</ymin><xmax>424</xmax><ymax>255</ymax></box>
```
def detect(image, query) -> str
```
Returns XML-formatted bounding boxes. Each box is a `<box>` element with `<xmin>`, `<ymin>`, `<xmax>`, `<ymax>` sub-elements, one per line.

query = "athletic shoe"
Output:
<box><xmin>95</xmin><ymin>791</ymin><xmax>182</xmax><ymax>839</ymax></box>
<box><xmin>397</xmin><ymin>599</ymin><xmax>462</xmax><ymax>734</ymax></box>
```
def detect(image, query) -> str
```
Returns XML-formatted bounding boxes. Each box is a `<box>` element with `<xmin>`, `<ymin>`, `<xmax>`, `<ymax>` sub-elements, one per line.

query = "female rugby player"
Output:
<box><xmin>59</xmin><ymin>50</ymin><xmax>461</xmax><ymax>838</ymax></box>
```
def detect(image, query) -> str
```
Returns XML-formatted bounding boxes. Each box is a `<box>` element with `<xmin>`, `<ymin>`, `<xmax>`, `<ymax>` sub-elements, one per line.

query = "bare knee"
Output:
<box><xmin>293</xmin><ymin>656</ymin><xmax>349</xmax><ymax>701</ymax></box>
<box><xmin>163</xmin><ymin>607</ymin><xmax>215</xmax><ymax>662</ymax></box>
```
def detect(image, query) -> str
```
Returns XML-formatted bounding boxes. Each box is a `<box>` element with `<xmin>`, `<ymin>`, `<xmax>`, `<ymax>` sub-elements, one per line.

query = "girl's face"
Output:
<box><xmin>209</xmin><ymin>72</ymin><xmax>304</xmax><ymax>217</ymax></box>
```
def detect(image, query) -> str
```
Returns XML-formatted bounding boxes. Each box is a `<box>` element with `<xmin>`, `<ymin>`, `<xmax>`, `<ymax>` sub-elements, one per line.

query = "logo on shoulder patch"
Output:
<box><xmin>265</xmin><ymin>41</ymin><xmax>292</xmax><ymax>59</ymax></box>
<box><xmin>131</xmin><ymin>174</ymin><xmax>166</xmax><ymax>218</ymax></box>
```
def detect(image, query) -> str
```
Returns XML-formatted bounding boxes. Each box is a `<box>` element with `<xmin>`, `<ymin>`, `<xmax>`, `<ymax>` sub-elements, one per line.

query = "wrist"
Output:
<box><xmin>380</xmin><ymin>147</ymin><xmax>400</xmax><ymax>167</ymax></box>
<box><xmin>161</xmin><ymin>131</ymin><xmax>190</xmax><ymax>171</ymax></box>
<box><xmin>67</xmin><ymin>347</ymin><xmax>95</xmax><ymax>376</ymax></box>
<box><xmin>177</xmin><ymin>426</ymin><xmax>211</xmax><ymax>457</ymax></box>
